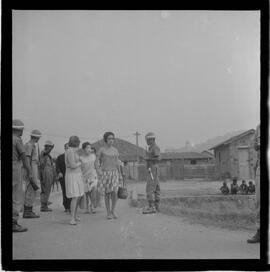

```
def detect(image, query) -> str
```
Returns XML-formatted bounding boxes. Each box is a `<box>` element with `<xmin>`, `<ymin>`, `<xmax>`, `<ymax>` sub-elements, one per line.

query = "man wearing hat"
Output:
<box><xmin>40</xmin><ymin>140</ymin><xmax>55</xmax><ymax>212</ymax></box>
<box><xmin>143</xmin><ymin>132</ymin><xmax>161</xmax><ymax>214</ymax></box>
<box><xmin>248</xmin><ymin>123</ymin><xmax>260</xmax><ymax>243</ymax></box>
<box><xmin>12</xmin><ymin>119</ymin><xmax>34</xmax><ymax>232</ymax></box>
<box><xmin>22</xmin><ymin>129</ymin><xmax>42</xmax><ymax>219</ymax></box>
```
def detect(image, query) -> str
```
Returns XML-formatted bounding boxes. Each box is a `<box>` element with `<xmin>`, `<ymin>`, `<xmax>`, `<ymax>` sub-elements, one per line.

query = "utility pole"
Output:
<box><xmin>133</xmin><ymin>131</ymin><xmax>141</xmax><ymax>162</ymax></box>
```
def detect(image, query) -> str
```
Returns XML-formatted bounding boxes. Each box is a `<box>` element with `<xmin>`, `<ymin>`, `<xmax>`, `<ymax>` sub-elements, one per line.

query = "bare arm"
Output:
<box><xmin>95</xmin><ymin>149</ymin><xmax>103</xmax><ymax>176</ymax></box>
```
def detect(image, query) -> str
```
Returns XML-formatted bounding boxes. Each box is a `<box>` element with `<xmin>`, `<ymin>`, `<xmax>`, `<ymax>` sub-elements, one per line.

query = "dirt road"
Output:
<box><xmin>13</xmin><ymin>190</ymin><xmax>259</xmax><ymax>259</ymax></box>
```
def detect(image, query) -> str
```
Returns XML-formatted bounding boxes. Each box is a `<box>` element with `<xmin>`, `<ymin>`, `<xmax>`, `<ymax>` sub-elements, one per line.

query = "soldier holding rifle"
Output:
<box><xmin>142</xmin><ymin>132</ymin><xmax>161</xmax><ymax>214</ymax></box>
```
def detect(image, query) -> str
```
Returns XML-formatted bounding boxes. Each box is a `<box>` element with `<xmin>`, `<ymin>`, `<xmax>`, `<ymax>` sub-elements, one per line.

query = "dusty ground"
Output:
<box><xmin>13</xmin><ymin>184</ymin><xmax>259</xmax><ymax>259</ymax></box>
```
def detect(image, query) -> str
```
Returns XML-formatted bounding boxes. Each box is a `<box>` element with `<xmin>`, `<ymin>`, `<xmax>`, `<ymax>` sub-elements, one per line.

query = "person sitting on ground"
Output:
<box><xmin>230</xmin><ymin>178</ymin><xmax>239</xmax><ymax>195</ymax></box>
<box><xmin>239</xmin><ymin>180</ymin><xmax>248</xmax><ymax>194</ymax></box>
<box><xmin>247</xmin><ymin>181</ymin><xmax>256</xmax><ymax>194</ymax></box>
<box><xmin>220</xmin><ymin>181</ymin><xmax>229</xmax><ymax>195</ymax></box>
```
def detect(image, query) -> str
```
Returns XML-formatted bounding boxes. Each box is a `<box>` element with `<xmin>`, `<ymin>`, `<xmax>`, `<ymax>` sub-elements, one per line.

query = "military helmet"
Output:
<box><xmin>30</xmin><ymin>129</ymin><xmax>42</xmax><ymax>138</ymax></box>
<box><xmin>12</xmin><ymin>119</ymin><xmax>24</xmax><ymax>130</ymax></box>
<box><xmin>145</xmin><ymin>132</ymin><xmax>156</xmax><ymax>140</ymax></box>
<box><xmin>44</xmin><ymin>140</ymin><xmax>54</xmax><ymax>146</ymax></box>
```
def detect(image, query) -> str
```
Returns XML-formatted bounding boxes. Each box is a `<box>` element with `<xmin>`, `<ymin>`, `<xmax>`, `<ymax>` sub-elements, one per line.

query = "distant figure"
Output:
<box><xmin>239</xmin><ymin>180</ymin><xmax>248</xmax><ymax>195</ymax></box>
<box><xmin>230</xmin><ymin>178</ymin><xmax>239</xmax><ymax>195</ymax></box>
<box><xmin>247</xmin><ymin>181</ymin><xmax>256</xmax><ymax>195</ymax></box>
<box><xmin>220</xmin><ymin>181</ymin><xmax>229</xmax><ymax>195</ymax></box>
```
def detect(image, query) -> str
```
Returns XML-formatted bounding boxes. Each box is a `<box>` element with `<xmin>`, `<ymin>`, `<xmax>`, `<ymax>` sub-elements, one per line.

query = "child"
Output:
<box><xmin>239</xmin><ymin>180</ymin><xmax>248</xmax><ymax>194</ymax></box>
<box><xmin>220</xmin><ymin>181</ymin><xmax>229</xmax><ymax>195</ymax></box>
<box><xmin>247</xmin><ymin>181</ymin><xmax>256</xmax><ymax>194</ymax></box>
<box><xmin>230</xmin><ymin>177</ymin><xmax>239</xmax><ymax>195</ymax></box>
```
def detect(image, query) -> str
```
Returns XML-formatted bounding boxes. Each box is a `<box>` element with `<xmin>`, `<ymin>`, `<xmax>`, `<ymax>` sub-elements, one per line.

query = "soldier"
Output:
<box><xmin>12</xmin><ymin>119</ymin><xmax>34</xmax><ymax>232</ymax></box>
<box><xmin>247</xmin><ymin>123</ymin><xmax>260</xmax><ymax>243</ymax></box>
<box><xmin>142</xmin><ymin>132</ymin><xmax>161</xmax><ymax>214</ymax></box>
<box><xmin>40</xmin><ymin>140</ymin><xmax>55</xmax><ymax>212</ymax></box>
<box><xmin>23</xmin><ymin>129</ymin><xmax>42</xmax><ymax>218</ymax></box>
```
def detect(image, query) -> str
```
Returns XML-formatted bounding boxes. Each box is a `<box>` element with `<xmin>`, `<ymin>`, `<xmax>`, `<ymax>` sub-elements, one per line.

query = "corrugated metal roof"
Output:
<box><xmin>209</xmin><ymin>129</ymin><xmax>255</xmax><ymax>150</ymax></box>
<box><xmin>161</xmin><ymin>152</ymin><xmax>213</xmax><ymax>160</ymax></box>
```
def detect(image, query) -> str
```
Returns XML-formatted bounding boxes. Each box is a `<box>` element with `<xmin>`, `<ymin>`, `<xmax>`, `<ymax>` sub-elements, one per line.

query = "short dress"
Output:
<box><xmin>81</xmin><ymin>154</ymin><xmax>98</xmax><ymax>193</ymax></box>
<box><xmin>65</xmin><ymin>148</ymin><xmax>84</xmax><ymax>198</ymax></box>
<box><xmin>97</xmin><ymin>147</ymin><xmax>122</xmax><ymax>194</ymax></box>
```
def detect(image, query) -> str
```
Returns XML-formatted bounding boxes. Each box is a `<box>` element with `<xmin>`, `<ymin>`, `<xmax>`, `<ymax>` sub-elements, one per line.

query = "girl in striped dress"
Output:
<box><xmin>95</xmin><ymin>132</ymin><xmax>123</xmax><ymax>219</ymax></box>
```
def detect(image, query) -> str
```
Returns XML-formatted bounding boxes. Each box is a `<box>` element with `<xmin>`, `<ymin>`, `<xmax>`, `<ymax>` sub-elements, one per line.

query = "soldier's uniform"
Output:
<box><xmin>12</xmin><ymin>119</ymin><xmax>28</xmax><ymax>232</ymax></box>
<box><xmin>40</xmin><ymin>140</ymin><xmax>55</xmax><ymax>211</ymax></box>
<box><xmin>247</xmin><ymin>124</ymin><xmax>260</xmax><ymax>243</ymax></box>
<box><xmin>23</xmin><ymin>129</ymin><xmax>42</xmax><ymax>218</ymax></box>
<box><xmin>143</xmin><ymin>132</ymin><xmax>161</xmax><ymax>214</ymax></box>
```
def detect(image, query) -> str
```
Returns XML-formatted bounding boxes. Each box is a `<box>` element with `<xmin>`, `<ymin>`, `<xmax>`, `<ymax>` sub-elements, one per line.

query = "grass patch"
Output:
<box><xmin>130</xmin><ymin>192</ymin><xmax>257</xmax><ymax>231</ymax></box>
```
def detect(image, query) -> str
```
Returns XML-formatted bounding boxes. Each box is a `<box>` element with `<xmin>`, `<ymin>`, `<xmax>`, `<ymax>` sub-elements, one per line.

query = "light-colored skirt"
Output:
<box><xmin>98</xmin><ymin>169</ymin><xmax>121</xmax><ymax>194</ymax></box>
<box><xmin>84</xmin><ymin>176</ymin><xmax>98</xmax><ymax>193</ymax></box>
<box><xmin>65</xmin><ymin>169</ymin><xmax>84</xmax><ymax>198</ymax></box>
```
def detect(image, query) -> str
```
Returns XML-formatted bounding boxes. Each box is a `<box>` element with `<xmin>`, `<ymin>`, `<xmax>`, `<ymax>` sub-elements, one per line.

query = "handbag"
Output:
<box><xmin>118</xmin><ymin>177</ymin><xmax>128</xmax><ymax>199</ymax></box>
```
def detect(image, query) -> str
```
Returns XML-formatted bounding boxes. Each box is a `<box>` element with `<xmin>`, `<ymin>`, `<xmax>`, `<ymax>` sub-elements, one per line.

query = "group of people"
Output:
<box><xmin>12</xmin><ymin>119</ymin><xmax>162</xmax><ymax>231</ymax></box>
<box><xmin>12</xmin><ymin>118</ymin><xmax>260</xmax><ymax>244</ymax></box>
<box><xmin>220</xmin><ymin>178</ymin><xmax>256</xmax><ymax>195</ymax></box>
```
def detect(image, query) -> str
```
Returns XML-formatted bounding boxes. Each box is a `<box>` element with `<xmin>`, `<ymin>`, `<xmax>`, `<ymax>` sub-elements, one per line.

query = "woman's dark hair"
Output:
<box><xmin>103</xmin><ymin>132</ymin><xmax>115</xmax><ymax>143</ymax></box>
<box><xmin>68</xmin><ymin>136</ymin><xmax>80</xmax><ymax>148</ymax></box>
<box><xmin>82</xmin><ymin>141</ymin><xmax>91</xmax><ymax>150</ymax></box>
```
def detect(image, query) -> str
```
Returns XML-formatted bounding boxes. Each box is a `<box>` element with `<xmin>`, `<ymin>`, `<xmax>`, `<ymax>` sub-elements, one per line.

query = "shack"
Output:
<box><xmin>210</xmin><ymin>129</ymin><xmax>256</xmax><ymax>180</ymax></box>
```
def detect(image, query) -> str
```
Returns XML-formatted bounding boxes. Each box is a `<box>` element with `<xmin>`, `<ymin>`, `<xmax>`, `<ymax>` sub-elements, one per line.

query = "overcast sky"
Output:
<box><xmin>12</xmin><ymin>10</ymin><xmax>260</xmax><ymax>155</ymax></box>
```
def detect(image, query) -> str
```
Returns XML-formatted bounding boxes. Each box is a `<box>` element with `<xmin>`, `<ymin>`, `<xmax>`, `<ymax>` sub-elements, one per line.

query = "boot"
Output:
<box><xmin>13</xmin><ymin>222</ymin><xmax>28</xmax><ymax>232</ymax></box>
<box><xmin>142</xmin><ymin>205</ymin><xmax>156</xmax><ymax>214</ymax></box>
<box><xmin>247</xmin><ymin>229</ymin><xmax>260</xmax><ymax>243</ymax></box>
<box><xmin>47</xmin><ymin>201</ymin><xmax>52</xmax><ymax>206</ymax></box>
<box><xmin>40</xmin><ymin>204</ymin><xmax>52</xmax><ymax>212</ymax></box>
<box><xmin>23</xmin><ymin>206</ymin><xmax>40</xmax><ymax>218</ymax></box>
<box><xmin>155</xmin><ymin>203</ymin><xmax>160</xmax><ymax>213</ymax></box>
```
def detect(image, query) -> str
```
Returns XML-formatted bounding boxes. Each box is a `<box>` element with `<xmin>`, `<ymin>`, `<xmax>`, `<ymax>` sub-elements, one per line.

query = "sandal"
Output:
<box><xmin>70</xmin><ymin>219</ymin><xmax>77</xmax><ymax>225</ymax></box>
<box><xmin>76</xmin><ymin>216</ymin><xmax>81</xmax><ymax>222</ymax></box>
<box><xmin>111</xmin><ymin>212</ymin><xmax>118</xmax><ymax>219</ymax></box>
<box><xmin>106</xmin><ymin>214</ymin><xmax>113</xmax><ymax>220</ymax></box>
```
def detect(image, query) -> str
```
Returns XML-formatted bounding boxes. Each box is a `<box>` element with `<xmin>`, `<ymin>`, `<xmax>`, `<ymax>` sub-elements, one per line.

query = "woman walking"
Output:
<box><xmin>80</xmin><ymin>142</ymin><xmax>99</xmax><ymax>214</ymax></box>
<box><xmin>95</xmin><ymin>132</ymin><xmax>123</xmax><ymax>219</ymax></box>
<box><xmin>65</xmin><ymin>136</ymin><xmax>84</xmax><ymax>225</ymax></box>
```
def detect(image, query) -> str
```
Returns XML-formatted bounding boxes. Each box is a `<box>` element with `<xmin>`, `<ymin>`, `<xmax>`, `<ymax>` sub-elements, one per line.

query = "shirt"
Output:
<box><xmin>146</xmin><ymin>143</ymin><xmax>160</xmax><ymax>168</ymax></box>
<box><xmin>13</xmin><ymin>134</ymin><xmax>25</xmax><ymax>162</ymax></box>
<box><xmin>25</xmin><ymin>141</ymin><xmax>39</xmax><ymax>164</ymax></box>
<box><xmin>40</xmin><ymin>150</ymin><xmax>54</xmax><ymax>169</ymax></box>
<box><xmin>97</xmin><ymin>146</ymin><xmax>120</xmax><ymax>171</ymax></box>
<box><xmin>56</xmin><ymin>153</ymin><xmax>66</xmax><ymax>176</ymax></box>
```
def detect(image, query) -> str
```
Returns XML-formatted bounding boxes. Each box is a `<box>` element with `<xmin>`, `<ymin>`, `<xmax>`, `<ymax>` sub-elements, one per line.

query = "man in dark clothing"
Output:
<box><xmin>56</xmin><ymin>143</ymin><xmax>71</xmax><ymax>213</ymax></box>
<box><xmin>247</xmin><ymin>181</ymin><xmax>256</xmax><ymax>194</ymax></box>
<box><xmin>220</xmin><ymin>181</ymin><xmax>229</xmax><ymax>195</ymax></box>
<box><xmin>239</xmin><ymin>180</ymin><xmax>248</xmax><ymax>195</ymax></box>
<box><xmin>230</xmin><ymin>178</ymin><xmax>239</xmax><ymax>195</ymax></box>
